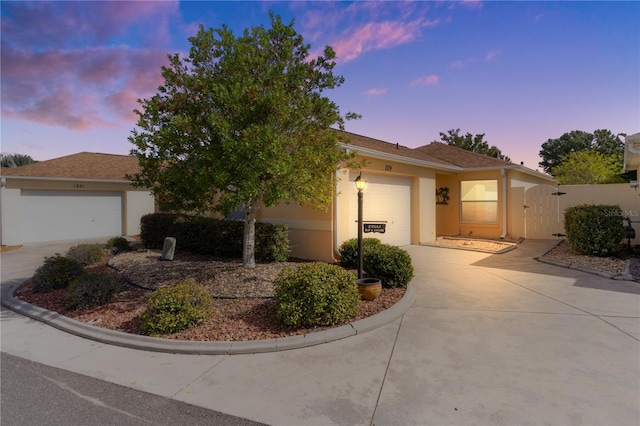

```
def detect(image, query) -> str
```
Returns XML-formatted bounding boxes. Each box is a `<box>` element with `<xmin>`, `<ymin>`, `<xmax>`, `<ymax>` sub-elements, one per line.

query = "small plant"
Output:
<box><xmin>338</xmin><ymin>238</ymin><xmax>382</xmax><ymax>268</ymax></box>
<box><xmin>364</xmin><ymin>244</ymin><xmax>414</xmax><ymax>288</ymax></box>
<box><xmin>140</xmin><ymin>280</ymin><xmax>214</xmax><ymax>336</ymax></box>
<box><xmin>66</xmin><ymin>244</ymin><xmax>108</xmax><ymax>266</ymax></box>
<box><xmin>31</xmin><ymin>255</ymin><xmax>85</xmax><ymax>293</ymax></box>
<box><xmin>65</xmin><ymin>273</ymin><xmax>121</xmax><ymax>310</ymax></box>
<box><xmin>564</xmin><ymin>204</ymin><xmax>625</xmax><ymax>256</ymax></box>
<box><xmin>274</xmin><ymin>262</ymin><xmax>359</xmax><ymax>327</ymax></box>
<box><xmin>106</xmin><ymin>237</ymin><xmax>130</xmax><ymax>254</ymax></box>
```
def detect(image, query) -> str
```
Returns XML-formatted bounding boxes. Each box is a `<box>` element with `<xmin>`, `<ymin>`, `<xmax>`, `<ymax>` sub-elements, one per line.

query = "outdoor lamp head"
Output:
<box><xmin>355</xmin><ymin>174</ymin><xmax>367</xmax><ymax>192</ymax></box>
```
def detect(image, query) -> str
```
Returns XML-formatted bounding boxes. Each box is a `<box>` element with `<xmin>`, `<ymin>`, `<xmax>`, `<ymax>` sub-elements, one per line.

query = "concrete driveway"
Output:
<box><xmin>1</xmin><ymin>239</ymin><xmax>639</xmax><ymax>425</ymax></box>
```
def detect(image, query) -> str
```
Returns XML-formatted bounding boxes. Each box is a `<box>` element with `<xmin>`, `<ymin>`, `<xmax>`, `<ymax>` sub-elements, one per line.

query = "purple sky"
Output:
<box><xmin>2</xmin><ymin>1</ymin><xmax>638</xmax><ymax>172</ymax></box>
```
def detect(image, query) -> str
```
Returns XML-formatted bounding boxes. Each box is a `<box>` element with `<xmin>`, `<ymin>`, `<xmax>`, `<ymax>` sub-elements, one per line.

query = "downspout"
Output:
<box><xmin>500</xmin><ymin>168</ymin><xmax>507</xmax><ymax>239</ymax></box>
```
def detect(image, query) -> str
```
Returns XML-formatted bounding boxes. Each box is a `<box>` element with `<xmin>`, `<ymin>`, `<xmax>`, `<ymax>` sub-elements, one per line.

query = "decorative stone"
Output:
<box><xmin>160</xmin><ymin>237</ymin><xmax>176</xmax><ymax>261</ymax></box>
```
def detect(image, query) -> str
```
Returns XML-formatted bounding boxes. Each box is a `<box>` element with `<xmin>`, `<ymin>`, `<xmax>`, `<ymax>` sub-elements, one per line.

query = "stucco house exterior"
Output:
<box><xmin>0</xmin><ymin>152</ymin><xmax>155</xmax><ymax>245</ymax></box>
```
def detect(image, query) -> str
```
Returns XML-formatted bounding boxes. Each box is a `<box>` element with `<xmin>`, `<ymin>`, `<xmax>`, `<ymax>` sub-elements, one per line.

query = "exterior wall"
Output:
<box><xmin>435</xmin><ymin>173</ymin><xmax>459</xmax><ymax>236</ymax></box>
<box><xmin>0</xmin><ymin>177</ymin><xmax>155</xmax><ymax>245</ymax></box>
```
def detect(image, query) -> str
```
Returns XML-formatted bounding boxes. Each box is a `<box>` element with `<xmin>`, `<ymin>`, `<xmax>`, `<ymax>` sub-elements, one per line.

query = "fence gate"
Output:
<box><xmin>524</xmin><ymin>185</ymin><xmax>564</xmax><ymax>239</ymax></box>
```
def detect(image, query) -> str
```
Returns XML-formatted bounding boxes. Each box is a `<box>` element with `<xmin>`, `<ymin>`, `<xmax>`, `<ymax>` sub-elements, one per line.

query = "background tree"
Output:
<box><xmin>538</xmin><ymin>129</ymin><xmax>624</xmax><ymax>175</ymax></box>
<box><xmin>129</xmin><ymin>13</ymin><xmax>359</xmax><ymax>268</ymax></box>
<box><xmin>552</xmin><ymin>150</ymin><xmax>626</xmax><ymax>184</ymax></box>
<box><xmin>435</xmin><ymin>129</ymin><xmax>511</xmax><ymax>162</ymax></box>
<box><xmin>1</xmin><ymin>153</ymin><xmax>36</xmax><ymax>168</ymax></box>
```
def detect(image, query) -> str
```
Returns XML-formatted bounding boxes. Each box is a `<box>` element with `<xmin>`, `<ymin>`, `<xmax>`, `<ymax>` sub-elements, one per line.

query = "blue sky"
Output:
<box><xmin>2</xmin><ymin>1</ymin><xmax>638</xmax><ymax>171</ymax></box>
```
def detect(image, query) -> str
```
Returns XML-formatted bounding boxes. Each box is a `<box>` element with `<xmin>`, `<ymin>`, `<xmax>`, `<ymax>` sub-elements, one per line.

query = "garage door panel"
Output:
<box><xmin>21</xmin><ymin>190</ymin><xmax>122</xmax><ymax>243</ymax></box>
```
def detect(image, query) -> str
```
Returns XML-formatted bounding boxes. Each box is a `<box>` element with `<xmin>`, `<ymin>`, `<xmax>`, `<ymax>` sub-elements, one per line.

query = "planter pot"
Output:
<box><xmin>356</xmin><ymin>278</ymin><xmax>382</xmax><ymax>301</ymax></box>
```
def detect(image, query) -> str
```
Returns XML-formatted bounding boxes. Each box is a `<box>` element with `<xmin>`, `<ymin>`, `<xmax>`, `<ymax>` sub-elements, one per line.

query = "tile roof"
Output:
<box><xmin>1</xmin><ymin>152</ymin><xmax>139</xmax><ymax>181</ymax></box>
<box><xmin>340</xmin><ymin>131</ymin><xmax>458</xmax><ymax>168</ymax></box>
<box><xmin>414</xmin><ymin>142</ymin><xmax>513</xmax><ymax>168</ymax></box>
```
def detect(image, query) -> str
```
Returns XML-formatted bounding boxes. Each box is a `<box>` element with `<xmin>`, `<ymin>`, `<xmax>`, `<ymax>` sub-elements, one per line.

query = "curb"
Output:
<box><xmin>1</xmin><ymin>279</ymin><xmax>416</xmax><ymax>355</ymax></box>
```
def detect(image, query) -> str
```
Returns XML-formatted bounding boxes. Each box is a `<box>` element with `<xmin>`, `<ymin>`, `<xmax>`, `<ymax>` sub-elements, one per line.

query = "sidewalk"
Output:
<box><xmin>2</xmin><ymin>239</ymin><xmax>639</xmax><ymax>425</ymax></box>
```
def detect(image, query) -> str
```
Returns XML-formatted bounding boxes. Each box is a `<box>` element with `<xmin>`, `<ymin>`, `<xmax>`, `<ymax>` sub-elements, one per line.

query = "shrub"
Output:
<box><xmin>106</xmin><ymin>237</ymin><xmax>130</xmax><ymax>254</ymax></box>
<box><xmin>32</xmin><ymin>255</ymin><xmax>85</xmax><ymax>293</ymax></box>
<box><xmin>274</xmin><ymin>262</ymin><xmax>359</xmax><ymax>327</ymax></box>
<box><xmin>338</xmin><ymin>238</ymin><xmax>382</xmax><ymax>268</ymax></box>
<box><xmin>65</xmin><ymin>273</ymin><xmax>121</xmax><ymax>310</ymax></box>
<box><xmin>564</xmin><ymin>204</ymin><xmax>625</xmax><ymax>256</ymax></box>
<box><xmin>65</xmin><ymin>244</ymin><xmax>108</xmax><ymax>265</ymax></box>
<box><xmin>140</xmin><ymin>280</ymin><xmax>214</xmax><ymax>336</ymax></box>
<box><xmin>364</xmin><ymin>244</ymin><xmax>414</xmax><ymax>288</ymax></box>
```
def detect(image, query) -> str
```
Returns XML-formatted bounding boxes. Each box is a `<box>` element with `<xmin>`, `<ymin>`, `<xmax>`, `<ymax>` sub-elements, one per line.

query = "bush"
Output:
<box><xmin>364</xmin><ymin>244</ymin><xmax>414</xmax><ymax>288</ymax></box>
<box><xmin>140</xmin><ymin>280</ymin><xmax>214</xmax><ymax>336</ymax></box>
<box><xmin>139</xmin><ymin>213</ymin><xmax>290</xmax><ymax>262</ymax></box>
<box><xmin>32</xmin><ymin>255</ymin><xmax>85</xmax><ymax>293</ymax></box>
<box><xmin>106</xmin><ymin>237</ymin><xmax>130</xmax><ymax>254</ymax></box>
<box><xmin>65</xmin><ymin>273</ymin><xmax>121</xmax><ymax>310</ymax></box>
<box><xmin>65</xmin><ymin>244</ymin><xmax>108</xmax><ymax>265</ymax></box>
<box><xmin>564</xmin><ymin>204</ymin><xmax>625</xmax><ymax>256</ymax></box>
<box><xmin>338</xmin><ymin>238</ymin><xmax>382</xmax><ymax>268</ymax></box>
<box><xmin>274</xmin><ymin>262</ymin><xmax>359</xmax><ymax>327</ymax></box>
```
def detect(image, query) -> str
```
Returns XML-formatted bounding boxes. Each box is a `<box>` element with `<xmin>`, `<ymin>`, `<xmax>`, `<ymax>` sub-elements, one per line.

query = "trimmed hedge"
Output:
<box><xmin>32</xmin><ymin>255</ymin><xmax>85</xmax><ymax>293</ymax></box>
<box><xmin>65</xmin><ymin>273</ymin><xmax>121</xmax><ymax>310</ymax></box>
<box><xmin>274</xmin><ymin>262</ymin><xmax>359</xmax><ymax>327</ymax></box>
<box><xmin>564</xmin><ymin>204</ymin><xmax>625</xmax><ymax>256</ymax></box>
<box><xmin>140</xmin><ymin>213</ymin><xmax>290</xmax><ymax>262</ymax></box>
<box><xmin>364</xmin><ymin>244</ymin><xmax>414</xmax><ymax>288</ymax></box>
<box><xmin>338</xmin><ymin>238</ymin><xmax>382</xmax><ymax>268</ymax></box>
<box><xmin>66</xmin><ymin>244</ymin><xmax>108</xmax><ymax>266</ymax></box>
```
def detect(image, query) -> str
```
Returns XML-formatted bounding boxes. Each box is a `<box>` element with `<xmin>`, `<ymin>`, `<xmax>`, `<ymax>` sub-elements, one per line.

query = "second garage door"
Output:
<box><xmin>349</xmin><ymin>173</ymin><xmax>412</xmax><ymax>246</ymax></box>
<box><xmin>21</xmin><ymin>190</ymin><xmax>123</xmax><ymax>243</ymax></box>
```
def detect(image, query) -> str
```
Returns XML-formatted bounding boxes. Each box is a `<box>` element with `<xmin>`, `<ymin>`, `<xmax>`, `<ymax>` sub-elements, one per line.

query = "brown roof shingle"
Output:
<box><xmin>1</xmin><ymin>152</ymin><xmax>139</xmax><ymax>181</ymax></box>
<box><xmin>415</xmin><ymin>142</ymin><xmax>513</xmax><ymax>168</ymax></box>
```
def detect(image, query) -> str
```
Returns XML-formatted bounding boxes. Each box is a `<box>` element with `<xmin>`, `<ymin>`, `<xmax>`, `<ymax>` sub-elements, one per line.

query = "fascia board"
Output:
<box><xmin>0</xmin><ymin>175</ymin><xmax>134</xmax><ymax>184</ymax></box>
<box><xmin>339</xmin><ymin>143</ymin><xmax>462</xmax><ymax>172</ymax></box>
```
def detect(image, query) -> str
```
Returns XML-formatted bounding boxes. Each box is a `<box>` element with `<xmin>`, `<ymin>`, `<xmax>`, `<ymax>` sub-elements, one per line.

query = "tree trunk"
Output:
<box><xmin>243</xmin><ymin>202</ymin><xmax>257</xmax><ymax>269</ymax></box>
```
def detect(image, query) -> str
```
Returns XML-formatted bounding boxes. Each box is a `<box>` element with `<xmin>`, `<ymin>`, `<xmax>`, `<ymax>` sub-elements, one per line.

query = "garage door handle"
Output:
<box><xmin>523</xmin><ymin>205</ymin><xmax>529</xmax><ymax>209</ymax></box>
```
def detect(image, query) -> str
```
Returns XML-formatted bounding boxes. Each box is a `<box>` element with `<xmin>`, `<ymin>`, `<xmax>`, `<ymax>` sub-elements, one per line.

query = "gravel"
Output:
<box><xmin>15</xmin><ymin>250</ymin><xmax>406</xmax><ymax>342</ymax></box>
<box><xmin>542</xmin><ymin>240</ymin><xmax>627</xmax><ymax>276</ymax></box>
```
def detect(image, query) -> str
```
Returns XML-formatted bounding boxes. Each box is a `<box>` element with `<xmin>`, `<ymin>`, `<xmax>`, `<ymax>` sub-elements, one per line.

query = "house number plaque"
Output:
<box><xmin>363</xmin><ymin>223</ymin><xmax>386</xmax><ymax>233</ymax></box>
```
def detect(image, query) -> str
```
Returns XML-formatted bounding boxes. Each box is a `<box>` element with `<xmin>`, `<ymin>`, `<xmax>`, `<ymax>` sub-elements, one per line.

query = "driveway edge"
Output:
<box><xmin>1</xmin><ymin>279</ymin><xmax>415</xmax><ymax>355</ymax></box>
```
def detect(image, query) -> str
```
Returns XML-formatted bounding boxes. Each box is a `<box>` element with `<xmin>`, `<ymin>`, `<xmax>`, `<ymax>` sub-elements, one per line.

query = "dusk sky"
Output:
<box><xmin>2</xmin><ymin>1</ymin><xmax>638</xmax><ymax>172</ymax></box>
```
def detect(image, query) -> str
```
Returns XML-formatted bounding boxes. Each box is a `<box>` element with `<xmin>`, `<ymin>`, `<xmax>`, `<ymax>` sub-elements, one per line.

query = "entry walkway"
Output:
<box><xmin>2</xmin><ymin>240</ymin><xmax>639</xmax><ymax>425</ymax></box>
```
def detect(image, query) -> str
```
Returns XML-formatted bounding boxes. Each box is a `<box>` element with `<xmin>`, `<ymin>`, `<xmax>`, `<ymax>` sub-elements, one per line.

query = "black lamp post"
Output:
<box><xmin>355</xmin><ymin>173</ymin><xmax>367</xmax><ymax>279</ymax></box>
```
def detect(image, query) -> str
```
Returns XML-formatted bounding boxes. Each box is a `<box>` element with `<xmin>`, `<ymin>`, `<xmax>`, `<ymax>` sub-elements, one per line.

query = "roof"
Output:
<box><xmin>415</xmin><ymin>142</ymin><xmax>513</xmax><ymax>168</ymax></box>
<box><xmin>1</xmin><ymin>152</ymin><xmax>139</xmax><ymax>181</ymax></box>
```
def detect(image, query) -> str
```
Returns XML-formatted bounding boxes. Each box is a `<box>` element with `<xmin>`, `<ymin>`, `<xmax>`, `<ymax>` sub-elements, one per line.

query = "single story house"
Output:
<box><xmin>0</xmin><ymin>152</ymin><xmax>155</xmax><ymax>245</ymax></box>
<box><xmin>1</xmin><ymin>132</ymin><xmax>558</xmax><ymax>261</ymax></box>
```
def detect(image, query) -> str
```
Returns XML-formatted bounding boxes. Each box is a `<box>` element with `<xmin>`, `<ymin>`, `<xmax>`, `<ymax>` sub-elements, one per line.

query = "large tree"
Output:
<box><xmin>129</xmin><ymin>13</ymin><xmax>359</xmax><ymax>268</ymax></box>
<box><xmin>435</xmin><ymin>129</ymin><xmax>511</xmax><ymax>162</ymax></box>
<box><xmin>1</xmin><ymin>153</ymin><xmax>36</xmax><ymax>167</ymax></box>
<box><xmin>552</xmin><ymin>150</ymin><xmax>625</xmax><ymax>184</ymax></box>
<box><xmin>538</xmin><ymin>129</ymin><xmax>624</xmax><ymax>175</ymax></box>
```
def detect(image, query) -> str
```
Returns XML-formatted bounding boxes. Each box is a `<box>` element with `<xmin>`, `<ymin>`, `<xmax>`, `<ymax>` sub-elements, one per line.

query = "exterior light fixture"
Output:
<box><xmin>355</xmin><ymin>173</ymin><xmax>367</xmax><ymax>279</ymax></box>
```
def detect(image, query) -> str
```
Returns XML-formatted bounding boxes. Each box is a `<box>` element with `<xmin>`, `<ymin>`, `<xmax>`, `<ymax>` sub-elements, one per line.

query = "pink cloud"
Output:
<box><xmin>411</xmin><ymin>75</ymin><xmax>439</xmax><ymax>86</ymax></box>
<box><xmin>485</xmin><ymin>49</ymin><xmax>502</xmax><ymax>62</ymax></box>
<box><xmin>363</xmin><ymin>88</ymin><xmax>388</xmax><ymax>97</ymax></box>
<box><xmin>451</xmin><ymin>58</ymin><xmax>476</xmax><ymax>68</ymax></box>
<box><xmin>333</xmin><ymin>19</ymin><xmax>424</xmax><ymax>62</ymax></box>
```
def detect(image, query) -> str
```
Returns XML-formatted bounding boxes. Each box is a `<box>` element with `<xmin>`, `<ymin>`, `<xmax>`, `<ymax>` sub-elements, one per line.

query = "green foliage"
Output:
<box><xmin>1</xmin><ymin>153</ymin><xmax>36</xmax><ymax>168</ymax></box>
<box><xmin>539</xmin><ymin>129</ymin><xmax>624</xmax><ymax>175</ymax></box>
<box><xmin>106</xmin><ymin>237</ymin><xmax>130</xmax><ymax>253</ymax></box>
<box><xmin>436</xmin><ymin>129</ymin><xmax>511</xmax><ymax>162</ymax></box>
<box><xmin>32</xmin><ymin>255</ymin><xmax>85</xmax><ymax>293</ymax></box>
<box><xmin>363</xmin><ymin>244</ymin><xmax>414</xmax><ymax>288</ymax></box>
<box><xmin>129</xmin><ymin>13</ymin><xmax>359</xmax><ymax>267</ymax></box>
<box><xmin>140</xmin><ymin>213</ymin><xmax>289</xmax><ymax>262</ymax></box>
<box><xmin>338</xmin><ymin>238</ymin><xmax>382</xmax><ymax>268</ymax></box>
<box><xmin>564</xmin><ymin>204</ymin><xmax>625</xmax><ymax>256</ymax></box>
<box><xmin>274</xmin><ymin>262</ymin><xmax>359</xmax><ymax>327</ymax></box>
<box><xmin>552</xmin><ymin>150</ymin><xmax>625</xmax><ymax>184</ymax></box>
<box><xmin>65</xmin><ymin>274</ymin><xmax>121</xmax><ymax>311</ymax></box>
<box><xmin>65</xmin><ymin>244</ymin><xmax>108</xmax><ymax>266</ymax></box>
<box><xmin>140</xmin><ymin>280</ymin><xmax>214</xmax><ymax>336</ymax></box>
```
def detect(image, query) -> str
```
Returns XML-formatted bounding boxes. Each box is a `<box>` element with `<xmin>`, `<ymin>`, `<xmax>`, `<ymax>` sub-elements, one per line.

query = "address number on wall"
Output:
<box><xmin>73</xmin><ymin>184</ymin><xmax>85</xmax><ymax>189</ymax></box>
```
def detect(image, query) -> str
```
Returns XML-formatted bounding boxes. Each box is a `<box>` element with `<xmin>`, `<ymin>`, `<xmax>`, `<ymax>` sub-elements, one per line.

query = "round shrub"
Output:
<box><xmin>364</xmin><ymin>244</ymin><xmax>414</xmax><ymax>288</ymax></box>
<box><xmin>338</xmin><ymin>238</ymin><xmax>382</xmax><ymax>268</ymax></box>
<box><xmin>564</xmin><ymin>204</ymin><xmax>625</xmax><ymax>256</ymax></box>
<box><xmin>274</xmin><ymin>262</ymin><xmax>359</xmax><ymax>327</ymax></box>
<box><xmin>140</xmin><ymin>280</ymin><xmax>214</xmax><ymax>336</ymax></box>
<box><xmin>65</xmin><ymin>273</ymin><xmax>121</xmax><ymax>311</ymax></box>
<box><xmin>66</xmin><ymin>244</ymin><xmax>108</xmax><ymax>266</ymax></box>
<box><xmin>106</xmin><ymin>237</ymin><xmax>130</xmax><ymax>254</ymax></box>
<box><xmin>32</xmin><ymin>255</ymin><xmax>85</xmax><ymax>293</ymax></box>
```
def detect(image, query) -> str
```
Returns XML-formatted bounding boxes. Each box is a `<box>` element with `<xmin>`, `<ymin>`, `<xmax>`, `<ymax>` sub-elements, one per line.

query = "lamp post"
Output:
<box><xmin>355</xmin><ymin>173</ymin><xmax>367</xmax><ymax>279</ymax></box>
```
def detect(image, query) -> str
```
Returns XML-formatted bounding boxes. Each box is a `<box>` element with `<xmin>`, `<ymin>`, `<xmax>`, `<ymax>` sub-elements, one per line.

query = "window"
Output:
<box><xmin>460</xmin><ymin>180</ymin><xmax>498</xmax><ymax>223</ymax></box>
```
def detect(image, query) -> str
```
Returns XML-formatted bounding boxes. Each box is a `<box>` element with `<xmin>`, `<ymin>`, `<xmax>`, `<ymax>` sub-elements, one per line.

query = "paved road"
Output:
<box><xmin>1</xmin><ymin>352</ymin><xmax>264</xmax><ymax>426</ymax></box>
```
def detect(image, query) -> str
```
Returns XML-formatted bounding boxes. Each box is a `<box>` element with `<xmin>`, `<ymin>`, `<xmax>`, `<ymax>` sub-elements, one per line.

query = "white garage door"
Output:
<box><xmin>21</xmin><ymin>190</ymin><xmax>122</xmax><ymax>243</ymax></box>
<box><xmin>348</xmin><ymin>173</ymin><xmax>412</xmax><ymax>246</ymax></box>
